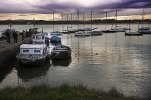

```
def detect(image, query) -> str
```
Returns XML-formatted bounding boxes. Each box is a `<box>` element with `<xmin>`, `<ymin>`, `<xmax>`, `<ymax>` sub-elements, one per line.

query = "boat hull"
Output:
<box><xmin>138</xmin><ymin>30</ymin><xmax>151</xmax><ymax>34</ymax></box>
<box><xmin>125</xmin><ymin>32</ymin><xmax>143</xmax><ymax>36</ymax></box>
<box><xmin>102</xmin><ymin>30</ymin><xmax>116</xmax><ymax>33</ymax></box>
<box><xmin>16</xmin><ymin>54</ymin><xmax>48</xmax><ymax>65</ymax></box>
<box><xmin>90</xmin><ymin>31</ymin><xmax>102</xmax><ymax>36</ymax></box>
<box><xmin>51</xmin><ymin>45</ymin><xmax>71</xmax><ymax>59</ymax></box>
<box><xmin>51</xmin><ymin>51</ymin><xmax>71</xmax><ymax>59</ymax></box>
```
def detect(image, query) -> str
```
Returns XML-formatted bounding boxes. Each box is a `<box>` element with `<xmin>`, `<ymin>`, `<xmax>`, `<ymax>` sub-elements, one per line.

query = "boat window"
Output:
<box><xmin>32</xmin><ymin>36</ymin><xmax>35</xmax><ymax>39</ymax></box>
<box><xmin>23</xmin><ymin>50</ymin><xmax>29</xmax><ymax>52</ymax></box>
<box><xmin>34</xmin><ymin>50</ymin><xmax>40</xmax><ymax>53</ymax></box>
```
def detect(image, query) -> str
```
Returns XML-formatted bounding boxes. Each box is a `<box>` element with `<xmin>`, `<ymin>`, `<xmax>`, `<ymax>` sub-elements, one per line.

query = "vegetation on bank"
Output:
<box><xmin>0</xmin><ymin>84</ymin><xmax>144</xmax><ymax>100</ymax></box>
<box><xmin>0</xmin><ymin>19</ymin><xmax>151</xmax><ymax>25</ymax></box>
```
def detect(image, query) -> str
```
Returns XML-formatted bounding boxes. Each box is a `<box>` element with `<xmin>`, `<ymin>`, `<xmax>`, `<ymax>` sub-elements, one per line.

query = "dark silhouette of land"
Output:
<box><xmin>0</xmin><ymin>19</ymin><xmax>151</xmax><ymax>25</ymax></box>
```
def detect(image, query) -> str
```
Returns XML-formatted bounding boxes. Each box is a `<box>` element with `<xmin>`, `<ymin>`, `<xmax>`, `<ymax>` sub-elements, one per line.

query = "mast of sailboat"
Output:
<box><xmin>62</xmin><ymin>12</ymin><xmax>64</xmax><ymax>31</ymax></box>
<box><xmin>129</xmin><ymin>19</ymin><xmax>130</xmax><ymax>33</ymax></box>
<box><xmin>67</xmin><ymin>13</ymin><xmax>69</xmax><ymax>31</ymax></box>
<box><xmin>52</xmin><ymin>11</ymin><xmax>54</xmax><ymax>32</ymax></box>
<box><xmin>71</xmin><ymin>13</ymin><xmax>73</xmax><ymax>28</ymax></box>
<box><xmin>115</xmin><ymin>10</ymin><xmax>118</xmax><ymax>28</ymax></box>
<box><xmin>83</xmin><ymin>13</ymin><xmax>84</xmax><ymax>28</ymax></box>
<box><xmin>139</xmin><ymin>9</ymin><xmax>145</xmax><ymax>29</ymax></box>
<box><xmin>33</xmin><ymin>18</ymin><xmax>35</xmax><ymax>28</ymax></box>
<box><xmin>105</xmin><ymin>11</ymin><xmax>107</xmax><ymax>29</ymax></box>
<box><xmin>91</xmin><ymin>9</ymin><xmax>93</xmax><ymax>29</ymax></box>
<box><xmin>77</xmin><ymin>9</ymin><xmax>79</xmax><ymax>30</ymax></box>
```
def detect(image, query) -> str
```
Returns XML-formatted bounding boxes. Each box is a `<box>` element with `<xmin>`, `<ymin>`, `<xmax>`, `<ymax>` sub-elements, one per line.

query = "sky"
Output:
<box><xmin>0</xmin><ymin>0</ymin><xmax>151</xmax><ymax>20</ymax></box>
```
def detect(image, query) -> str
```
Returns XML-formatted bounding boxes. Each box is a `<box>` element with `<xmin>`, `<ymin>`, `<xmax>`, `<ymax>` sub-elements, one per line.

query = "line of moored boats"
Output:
<box><xmin>16</xmin><ymin>28</ymin><xmax>72</xmax><ymax>66</ymax></box>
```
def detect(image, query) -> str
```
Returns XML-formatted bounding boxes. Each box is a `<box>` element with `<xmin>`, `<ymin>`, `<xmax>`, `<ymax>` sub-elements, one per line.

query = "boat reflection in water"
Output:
<box><xmin>0</xmin><ymin>67</ymin><xmax>13</xmax><ymax>83</ymax></box>
<box><xmin>51</xmin><ymin>58</ymin><xmax>72</xmax><ymax>67</ymax></box>
<box><xmin>15</xmin><ymin>62</ymin><xmax>51</xmax><ymax>81</ymax></box>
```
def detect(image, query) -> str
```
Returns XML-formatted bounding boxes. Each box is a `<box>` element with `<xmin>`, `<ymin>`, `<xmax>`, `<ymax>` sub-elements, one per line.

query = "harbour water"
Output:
<box><xmin>0</xmin><ymin>24</ymin><xmax>151</xmax><ymax>98</ymax></box>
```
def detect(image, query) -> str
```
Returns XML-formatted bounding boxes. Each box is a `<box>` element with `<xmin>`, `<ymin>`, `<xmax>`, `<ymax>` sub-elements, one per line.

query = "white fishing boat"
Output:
<box><xmin>75</xmin><ymin>31</ymin><xmax>90</xmax><ymax>36</ymax></box>
<box><xmin>16</xmin><ymin>44</ymin><xmax>50</xmax><ymax>65</ymax></box>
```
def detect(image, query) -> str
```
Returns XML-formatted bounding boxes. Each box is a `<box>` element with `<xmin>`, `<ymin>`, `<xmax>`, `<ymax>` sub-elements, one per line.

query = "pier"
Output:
<box><xmin>0</xmin><ymin>36</ymin><xmax>31</xmax><ymax>68</ymax></box>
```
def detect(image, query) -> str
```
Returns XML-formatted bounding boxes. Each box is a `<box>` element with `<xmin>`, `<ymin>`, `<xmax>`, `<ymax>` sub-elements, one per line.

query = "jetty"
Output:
<box><xmin>0</xmin><ymin>36</ymin><xmax>31</xmax><ymax>68</ymax></box>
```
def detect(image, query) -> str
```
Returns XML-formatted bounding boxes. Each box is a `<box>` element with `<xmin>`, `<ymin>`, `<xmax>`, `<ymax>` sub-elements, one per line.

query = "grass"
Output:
<box><xmin>0</xmin><ymin>84</ymin><xmax>144</xmax><ymax>100</ymax></box>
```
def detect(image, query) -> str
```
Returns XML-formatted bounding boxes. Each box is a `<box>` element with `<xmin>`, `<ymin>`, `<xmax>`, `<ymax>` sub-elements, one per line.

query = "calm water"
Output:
<box><xmin>0</xmin><ymin>24</ymin><xmax>151</xmax><ymax>98</ymax></box>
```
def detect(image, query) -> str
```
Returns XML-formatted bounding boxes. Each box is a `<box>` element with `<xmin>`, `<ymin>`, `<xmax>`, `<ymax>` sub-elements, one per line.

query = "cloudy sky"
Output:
<box><xmin>0</xmin><ymin>0</ymin><xmax>151</xmax><ymax>20</ymax></box>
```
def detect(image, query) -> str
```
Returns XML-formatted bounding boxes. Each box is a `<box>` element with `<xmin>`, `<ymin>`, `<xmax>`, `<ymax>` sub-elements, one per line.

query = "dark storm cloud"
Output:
<box><xmin>0</xmin><ymin>0</ymin><xmax>151</xmax><ymax>14</ymax></box>
<box><xmin>109</xmin><ymin>0</ymin><xmax>151</xmax><ymax>9</ymax></box>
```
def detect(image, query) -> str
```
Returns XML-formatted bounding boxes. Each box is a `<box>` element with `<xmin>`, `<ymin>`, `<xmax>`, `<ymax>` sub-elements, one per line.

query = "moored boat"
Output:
<box><xmin>16</xmin><ymin>44</ymin><xmax>50</xmax><ymax>65</ymax></box>
<box><xmin>50</xmin><ymin>45</ymin><xmax>71</xmax><ymax>59</ymax></box>
<box><xmin>102</xmin><ymin>29</ymin><xmax>116</xmax><ymax>33</ymax></box>
<box><xmin>138</xmin><ymin>27</ymin><xmax>151</xmax><ymax>34</ymax></box>
<box><xmin>75</xmin><ymin>31</ymin><xmax>90</xmax><ymax>36</ymax></box>
<box><xmin>125</xmin><ymin>32</ymin><xmax>143</xmax><ymax>36</ymax></box>
<box><xmin>89</xmin><ymin>31</ymin><xmax>102</xmax><ymax>36</ymax></box>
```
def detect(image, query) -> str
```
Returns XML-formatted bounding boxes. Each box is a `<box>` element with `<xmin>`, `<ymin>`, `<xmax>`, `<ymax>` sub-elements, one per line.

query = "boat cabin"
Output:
<box><xmin>20</xmin><ymin>44</ymin><xmax>47</xmax><ymax>55</ymax></box>
<box><xmin>32</xmin><ymin>33</ymin><xmax>48</xmax><ymax>44</ymax></box>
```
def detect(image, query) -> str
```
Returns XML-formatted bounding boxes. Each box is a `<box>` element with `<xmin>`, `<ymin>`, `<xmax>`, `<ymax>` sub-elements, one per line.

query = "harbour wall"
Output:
<box><xmin>0</xmin><ymin>38</ymin><xmax>31</xmax><ymax>68</ymax></box>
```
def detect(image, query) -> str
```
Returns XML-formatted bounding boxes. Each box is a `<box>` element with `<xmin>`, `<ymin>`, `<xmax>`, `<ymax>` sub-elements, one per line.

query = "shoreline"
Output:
<box><xmin>0</xmin><ymin>84</ymin><xmax>145</xmax><ymax>100</ymax></box>
<box><xmin>0</xmin><ymin>20</ymin><xmax>151</xmax><ymax>25</ymax></box>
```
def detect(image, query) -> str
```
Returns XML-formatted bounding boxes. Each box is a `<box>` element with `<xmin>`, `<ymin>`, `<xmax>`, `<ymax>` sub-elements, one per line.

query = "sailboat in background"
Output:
<box><xmin>138</xmin><ymin>10</ymin><xmax>151</xmax><ymax>34</ymax></box>
<box><xmin>102</xmin><ymin>11</ymin><xmax>116</xmax><ymax>33</ymax></box>
<box><xmin>74</xmin><ymin>9</ymin><xmax>91</xmax><ymax>36</ymax></box>
<box><xmin>125</xmin><ymin>20</ymin><xmax>143</xmax><ymax>36</ymax></box>
<box><xmin>89</xmin><ymin>9</ymin><xmax>102</xmax><ymax>36</ymax></box>
<box><xmin>111</xmin><ymin>10</ymin><xmax>126</xmax><ymax>32</ymax></box>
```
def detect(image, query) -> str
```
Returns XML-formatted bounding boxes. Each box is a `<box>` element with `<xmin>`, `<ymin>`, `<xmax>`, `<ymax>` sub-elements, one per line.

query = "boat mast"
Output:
<box><xmin>62</xmin><ymin>12</ymin><xmax>64</xmax><ymax>31</ymax></box>
<box><xmin>91</xmin><ymin>9</ymin><xmax>93</xmax><ymax>29</ymax></box>
<box><xmin>71</xmin><ymin>13</ymin><xmax>73</xmax><ymax>28</ymax></box>
<box><xmin>67</xmin><ymin>13</ymin><xmax>69</xmax><ymax>31</ymax></box>
<box><xmin>33</xmin><ymin>18</ymin><xmax>35</xmax><ymax>28</ymax></box>
<box><xmin>52</xmin><ymin>11</ymin><xmax>54</xmax><ymax>32</ymax></box>
<box><xmin>115</xmin><ymin>10</ymin><xmax>118</xmax><ymax>28</ymax></box>
<box><xmin>77</xmin><ymin>9</ymin><xmax>79</xmax><ymax>30</ymax></box>
<box><xmin>83</xmin><ymin>13</ymin><xmax>85</xmax><ymax>28</ymax></box>
<box><xmin>138</xmin><ymin>10</ymin><xmax>145</xmax><ymax>29</ymax></box>
<box><xmin>105</xmin><ymin>11</ymin><xmax>107</xmax><ymax>29</ymax></box>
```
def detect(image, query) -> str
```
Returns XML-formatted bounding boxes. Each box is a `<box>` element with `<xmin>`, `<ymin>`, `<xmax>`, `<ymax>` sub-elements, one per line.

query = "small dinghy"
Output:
<box><xmin>51</xmin><ymin>45</ymin><xmax>71</xmax><ymax>59</ymax></box>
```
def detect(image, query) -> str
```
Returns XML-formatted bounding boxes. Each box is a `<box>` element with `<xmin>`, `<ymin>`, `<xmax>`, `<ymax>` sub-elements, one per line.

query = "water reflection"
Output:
<box><xmin>0</xmin><ymin>67</ymin><xmax>13</xmax><ymax>83</ymax></box>
<box><xmin>15</xmin><ymin>62</ymin><xmax>51</xmax><ymax>82</ymax></box>
<box><xmin>51</xmin><ymin>58</ymin><xmax>72</xmax><ymax>67</ymax></box>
